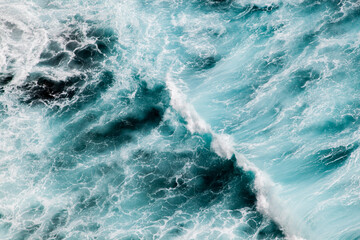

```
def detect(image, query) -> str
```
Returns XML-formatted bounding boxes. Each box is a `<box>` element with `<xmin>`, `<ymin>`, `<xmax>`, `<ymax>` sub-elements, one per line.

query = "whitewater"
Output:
<box><xmin>0</xmin><ymin>0</ymin><xmax>360</xmax><ymax>239</ymax></box>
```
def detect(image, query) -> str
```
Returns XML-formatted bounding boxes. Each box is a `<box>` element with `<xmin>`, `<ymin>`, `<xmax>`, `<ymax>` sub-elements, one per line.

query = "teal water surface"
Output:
<box><xmin>0</xmin><ymin>0</ymin><xmax>359</xmax><ymax>239</ymax></box>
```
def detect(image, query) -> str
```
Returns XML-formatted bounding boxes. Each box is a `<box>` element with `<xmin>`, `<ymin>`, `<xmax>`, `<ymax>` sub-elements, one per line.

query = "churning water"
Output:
<box><xmin>0</xmin><ymin>0</ymin><xmax>360</xmax><ymax>239</ymax></box>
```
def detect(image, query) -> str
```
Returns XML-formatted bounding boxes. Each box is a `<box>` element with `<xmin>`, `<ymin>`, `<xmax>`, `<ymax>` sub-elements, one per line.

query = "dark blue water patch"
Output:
<box><xmin>39</xmin><ymin>23</ymin><xmax>118</xmax><ymax>71</ymax></box>
<box><xmin>21</xmin><ymin>24</ymin><xmax>119</xmax><ymax>109</ymax></box>
<box><xmin>287</xmin><ymin>68</ymin><xmax>320</xmax><ymax>94</ymax></box>
<box><xmin>133</xmin><ymin>80</ymin><xmax>170</xmax><ymax>109</ymax></box>
<box><xmin>136</xmin><ymin>151</ymin><xmax>244</xmax><ymax>208</ymax></box>
<box><xmin>253</xmin><ymin>24</ymin><xmax>282</xmax><ymax>45</ymax></box>
<box><xmin>48</xmin><ymin>79</ymin><xmax>169</xmax><ymax>162</ymax></box>
<box><xmin>68</xmin><ymin>44</ymin><xmax>105</xmax><ymax>70</ymax></box>
<box><xmin>295</xmin><ymin>143</ymin><xmax>358</xmax><ymax>179</ymax></box>
<box><xmin>39</xmin><ymin>52</ymin><xmax>70</xmax><ymax>67</ymax></box>
<box><xmin>237</xmin><ymin>210</ymin><xmax>284</xmax><ymax>239</ymax></box>
<box><xmin>59</xmin><ymin>14</ymin><xmax>116</xmax><ymax>45</ymax></box>
<box><xmin>241</xmin><ymin>212</ymin><xmax>266</xmax><ymax>236</ymax></box>
<box><xmin>199</xmin><ymin>0</ymin><xmax>279</xmax><ymax>12</ymax></box>
<box><xmin>135</xmin><ymin>149</ymin><xmax>284</xmax><ymax>239</ymax></box>
<box><xmin>20</xmin><ymin>73</ymin><xmax>85</xmax><ymax>104</ymax></box>
<box><xmin>131</xmin><ymin>147</ymin><xmax>284</xmax><ymax>239</ymax></box>
<box><xmin>0</xmin><ymin>73</ymin><xmax>13</xmax><ymax>86</ymax></box>
<box><xmin>260</xmin><ymin>51</ymin><xmax>287</xmax><ymax>73</ymax></box>
<box><xmin>38</xmin><ymin>41</ymin><xmax>67</xmax><ymax>68</ymax></box>
<box><xmin>21</xmin><ymin>75</ymin><xmax>70</xmax><ymax>102</ymax></box>
<box><xmin>20</xmin><ymin>70</ymin><xmax>115</xmax><ymax>116</ymax></box>
<box><xmin>257</xmin><ymin>220</ymin><xmax>285</xmax><ymax>239</ymax></box>
<box><xmin>86</xmin><ymin>27</ymin><xmax>118</xmax><ymax>55</ymax></box>
<box><xmin>315</xmin><ymin>143</ymin><xmax>358</xmax><ymax>171</ymax></box>
<box><xmin>74</xmin><ymin>107</ymin><xmax>164</xmax><ymax>153</ymax></box>
<box><xmin>72</xmin><ymin>71</ymin><xmax>114</xmax><ymax>106</ymax></box>
<box><xmin>190</xmin><ymin>55</ymin><xmax>221</xmax><ymax>70</ymax></box>
<box><xmin>0</xmin><ymin>73</ymin><xmax>13</xmax><ymax>94</ymax></box>
<box><xmin>68</xmin><ymin>85</ymin><xmax>168</xmax><ymax>154</ymax></box>
<box><xmin>248</xmin><ymin>4</ymin><xmax>279</xmax><ymax>13</ymax></box>
<box><xmin>39</xmin><ymin>41</ymin><xmax>63</xmax><ymax>60</ymax></box>
<box><xmin>65</xmin><ymin>41</ymin><xmax>80</xmax><ymax>51</ymax></box>
<box><xmin>304</xmin><ymin>113</ymin><xmax>359</xmax><ymax>135</ymax></box>
<box><xmin>173</xmin><ymin>49</ymin><xmax>222</xmax><ymax>74</ymax></box>
<box><xmin>289</xmin><ymin>30</ymin><xmax>320</xmax><ymax>56</ymax></box>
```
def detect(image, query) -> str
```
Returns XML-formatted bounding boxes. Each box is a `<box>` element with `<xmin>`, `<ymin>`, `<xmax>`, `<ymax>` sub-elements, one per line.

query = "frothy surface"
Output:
<box><xmin>1</xmin><ymin>0</ymin><xmax>359</xmax><ymax>239</ymax></box>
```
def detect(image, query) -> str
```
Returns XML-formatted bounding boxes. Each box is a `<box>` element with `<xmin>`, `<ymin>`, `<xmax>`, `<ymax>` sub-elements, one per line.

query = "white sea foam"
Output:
<box><xmin>0</xmin><ymin>4</ymin><xmax>48</xmax><ymax>85</ymax></box>
<box><xmin>166</xmin><ymin>73</ymin><xmax>305</xmax><ymax>240</ymax></box>
<box><xmin>166</xmin><ymin>76</ymin><xmax>211</xmax><ymax>134</ymax></box>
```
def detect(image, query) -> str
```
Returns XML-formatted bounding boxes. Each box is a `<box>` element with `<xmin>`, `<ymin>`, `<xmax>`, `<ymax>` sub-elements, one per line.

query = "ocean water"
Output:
<box><xmin>0</xmin><ymin>0</ymin><xmax>359</xmax><ymax>239</ymax></box>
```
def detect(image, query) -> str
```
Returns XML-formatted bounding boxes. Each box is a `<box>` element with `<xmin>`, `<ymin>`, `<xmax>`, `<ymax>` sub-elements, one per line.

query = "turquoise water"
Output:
<box><xmin>0</xmin><ymin>0</ymin><xmax>360</xmax><ymax>239</ymax></box>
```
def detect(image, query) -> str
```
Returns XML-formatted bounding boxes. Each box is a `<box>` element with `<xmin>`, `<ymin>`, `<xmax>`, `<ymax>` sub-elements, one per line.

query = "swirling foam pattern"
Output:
<box><xmin>0</xmin><ymin>0</ymin><xmax>359</xmax><ymax>239</ymax></box>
